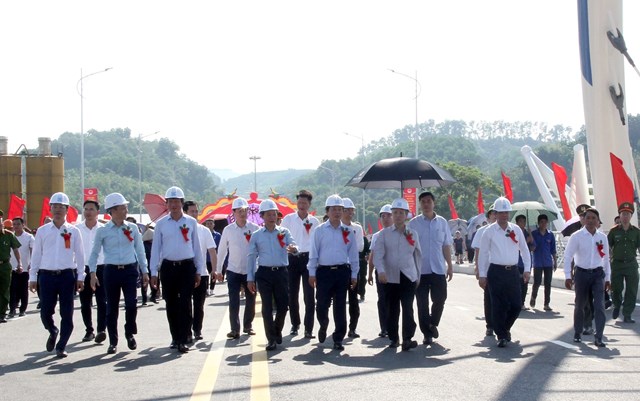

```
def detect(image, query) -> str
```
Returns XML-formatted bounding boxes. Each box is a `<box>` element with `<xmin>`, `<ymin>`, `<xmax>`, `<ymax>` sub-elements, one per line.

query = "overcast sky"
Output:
<box><xmin>1</xmin><ymin>1</ymin><xmax>638</xmax><ymax>175</ymax></box>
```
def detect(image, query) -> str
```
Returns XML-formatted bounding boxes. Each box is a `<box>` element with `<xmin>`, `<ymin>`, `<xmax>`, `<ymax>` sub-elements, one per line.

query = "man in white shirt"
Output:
<box><xmin>9</xmin><ymin>218</ymin><xmax>33</xmax><ymax>318</ymax></box>
<box><xmin>341</xmin><ymin>198</ymin><xmax>365</xmax><ymax>339</ymax></box>
<box><xmin>280</xmin><ymin>189</ymin><xmax>319</xmax><ymax>338</ymax></box>
<box><xmin>472</xmin><ymin>207</ymin><xmax>496</xmax><ymax>336</ymax></box>
<box><xmin>367</xmin><ymin>204</ymin><xmax>393</xmax><ymax>337</ymax></box>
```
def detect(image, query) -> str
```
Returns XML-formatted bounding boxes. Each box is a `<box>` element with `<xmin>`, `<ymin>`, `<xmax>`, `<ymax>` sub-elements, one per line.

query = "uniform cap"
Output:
<box><xmin>104</xmin><ymin>193</ymin><xmax>129</xmax><ymax>210</ymax></box>
<box><xmin>325</xmin><ymin>194</ymin><xmax>344</xmax><ymax>207</ymax></box>
<box><xmin>575</xmin><ymin>204</ymin><xmax>590</xmax><ymax>216</ymax></box>
<box><xmin>258</xmin><ymin>199</ymin><xmax>278</xmax><ymax>213</ymax></box>
<box><xmin>165</xmin><ymin>186</ymin><xmax>185</xmax><ymax>199</ymax></box>
<box><xmin>379</xmin><ymin>204</ymin><xmax>392</xmax><ymax>215</ymax></box>
<box><xmin>391</xmin><ymin>198</ymin><xmax>410</xmax><ymax>211</ymax></box>
<box><xmin>618</xmin><ymin>201</ymin><xmax>634</xmax><ymax>214</ymax></box>
<box><xmin>342</xmin><ymin>198</ymin><xmax>356</xmax><ymax>209</ymax></box>
<box><xmin>493</xmin><ymin>197</ymin><xmax>512</xmax><ymax>212</ymax></box>
<box><xmin>50</xmin><ymin>192</ymin><xmax>70</xmax><ymax>206</ymax></box>
<box><xmin>232</xmin><ymin>197</ymin><xmax>249</xmax><ymax>209</ymax></box>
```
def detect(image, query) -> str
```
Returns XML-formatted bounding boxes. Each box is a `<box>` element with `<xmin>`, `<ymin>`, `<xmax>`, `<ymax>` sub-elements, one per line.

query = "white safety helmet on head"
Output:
<box><xmin>493</xmin><ymin>196</ymin><xmax>512</xmax><ymax>212</ymax></box>
<box><xmin>379</xmin><ymin>204</ymin><xmax>392</xmax><ymax>215</ymax></box>
<box><xmin>165</xmin><ymin>186</ymin><xmax>185</xmax><ymax>199</ymax></box>
<box><xmin>325</xmin><ymin>194</ymin><xmax>344</xmax><ymax>208</ymax></box>
<box><xmin>342</xmin><ymin>198</ymin><xmax>356</xmax><ymax>209</ymax></box>
<box><xmin>104</xmin><ymin>193</ymin><xmax>129</xmax><ymax>210</ymax></box>
<box><xmin>50</xmin><ymin>192</ymin><xmax>70</xmax><ymax>206</ymax></box>
<box><xmin>258</xmin><ymin>199</ymin><xmax>278</xmax><ymax>213</ymax></box>
<box><xmin>391</xmin><ymin>198</ymin><xmax>410</xmax><ymax>211</ymax></box>
<box><xmin>232</xmin><ymin>197</ymin><xmax>249</xmax><ymax>209</ymax></box>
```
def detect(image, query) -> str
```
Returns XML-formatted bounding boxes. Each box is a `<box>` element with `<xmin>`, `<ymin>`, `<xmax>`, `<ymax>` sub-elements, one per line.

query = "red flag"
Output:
<box><xmin>610</xmin><ymin>153</ymin><xmax>635</xmax><ymax>206</ymax></box>
<box><xmin>448</xmin><ymin>194</ymin><xmax>459</xmax><ymax>219</ymax></box>
<box><xmin>7</xmin><ymin>194</ymin><xmax>26</xmax><ymax>219</ymax></box>
<box><xmin>501</xmin><ymin>171</ymin><xmax>513</xmax><ymax>202</ymax></box>
<box><xmin>477</xmin><ymin>188</ymin><xmax>485</xmax><ymax>214</ymax></box>
<box><xmin>377</xmin><ymin>219</ymin><xmax>383</xmax><ymax>231</ymax></box>
<box><xmin>39</xmin><ymin>197</ymin><xmax>52</xmax><ymax>226</ymax></box>
<box><xmin>367</xmin><ymin>222</ymin><xmax>373</xmax><ymax>235</ymax></box>
<box><xmin>551</xmin><ymin>162</ymin><xmax>572</xmax><ymax>220</ymax></box>
<box><xmin>103</xmin><ymin>213</ymin><xmax>112</xmax><ymax>221</ymax></box>
<box><xmin>66</xmin><ymin>206</ymin><xmax>79</xmax><ymax>223</ymax></box>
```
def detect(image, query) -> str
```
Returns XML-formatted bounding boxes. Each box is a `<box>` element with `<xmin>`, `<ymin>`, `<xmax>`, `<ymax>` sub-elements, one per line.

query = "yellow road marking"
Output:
<box><xmin>250</xmin><ymin>294</ymin><xmax>271</xmax><ymax>401</ymax></box>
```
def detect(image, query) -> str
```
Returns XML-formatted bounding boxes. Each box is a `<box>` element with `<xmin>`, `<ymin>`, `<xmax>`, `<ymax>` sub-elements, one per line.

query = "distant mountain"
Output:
<box><xmin>210</xmin><ymin>168</ymin><xmax>243</xmax><ymax>181</ymax></box>
<box><xmin>220</xmin><ymin>169</ymin><xmax>313</xmax><ymax>197</ymax></box>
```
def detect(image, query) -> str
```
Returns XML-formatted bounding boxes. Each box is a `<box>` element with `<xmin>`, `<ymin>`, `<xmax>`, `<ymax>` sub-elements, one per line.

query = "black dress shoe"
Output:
<box><xmin>276</xmin><ymin>334</ymin><xmax>283</xmax><ymax>344</ymax></box>
<box><xmin>497</xmin><ymin>339</ymin><xmax>508</xmax><ymax>348</ymax></box>
<box><xmin>333</xmin><ymin>342</ymin><xmax>344</xmax><ymax>351</ymax></box>
<box><xmin>177</xmin><ymin>343</ymin><xmax>190</xmax><ymax>353</ymax></box>
<box><xmin>47</xmin><ymin>330</ymin><xmax>59</xmax><ymax>352</ymax></box>
<box><xmin>56</xmin><ymin>350</ymin><xmax>68</xmax><ymax>358</ymax></box>
<box><xmin>227</xmin><ymin>330</ymin><xmax>240</xmax><ymax>339</ymax></box>
<box><xmin>126</xmin><ymin>335</ymin><xmax>137</xmax><ymax>350</ymax></box>
<box><xmin>290</xmin><ymin>326</ymin><xmax>299</xmax><ymax>336</ymax></box>
<box><xmin>573</xmin><ymin>335</ymin><xmax>582</xmax><ymax>343</ymax></box>
<box><xmin>194</xmin><ymin>332</ymin><xmax>203</xmax><ymax>340</ymax></box>
<box><xmin>402</xmin><ymin>340</ymin><xmax>418</xmax><ymax>351</ymax></box>
<box><xmin>266</xmin><ymin>341</ymin><xmax>277</xmax><ymax>351</ymax></box>
<box><xmin>429</xmin><ymin>325</ymin><xmax>439</xmax><ymax>339</ymax></box>
<box><xmin>388</xmin><ymin>341</ymin><xmax>399</xmax><ymax>348</ymax></box>
<box><xmin>378</xmin><ymin>330</ymin><xmax>388</xmax><ymax>337</ymax></box>
<box><xmin>318</xmin><ymin>327</ymin><xmax>327</xmax><ymax>343</ymax></box>
<box><xmin>347</xmin><ymin>330</ymin><xmax>360</xmax><ymax>338</ymax></box>
<box><xmin>170</xmin><ymin>341</ymin><xmax>177</xmax><ymax>349</ymax></box>
<box><xmin>243</xmin><ymin>328</ymin><xmax>256</xmax><ymax>336</ymax></box>
<box><xmin>95</xmin><ymin>331</ymin><xmax>107</xmax><ymax>344</ymax></box>
<box><xmin>623</xmin><ymin>316</ymin><xmax>636</xmax><ymax>323</ymax></box>
<box><xmin>107</xmin><ymin>345</ymin><xmax>117</xmax><ymax>354</ymax></box>
<box><xmin>304</xmin><ymin>331</ymin><xmax>315</xmax><ymax>339</ymax></box>
<box><xmin>82</xmin><ymin>332</ymin><xmax>95</xmax><ymax>342</ymax></box>
<box><xmin>594</xmin><ymin>339</ymin><xmax>606</xmax><ymax>347</ymax></box>
<box><xmin>612</xmin><ymin>307</ymin><xmax>620</xmax><ymax>319</ymax></box>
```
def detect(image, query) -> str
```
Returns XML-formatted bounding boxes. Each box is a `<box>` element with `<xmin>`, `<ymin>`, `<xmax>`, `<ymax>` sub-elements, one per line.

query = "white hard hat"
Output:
<box><xmin>493</xmin><ymin>196</ymin><xmax>512</xmax><ymax>212</ymax></box>
<box><xmin>325</xmin><ymin>194</ymin><xmax>344</xmax><ymax>207</ymax></box>
<box><xmin>258</xmin><ymin>199</ymin><xmax>278</xmax><ymax>213</ymax></box>
<box><xmin>104</xmin><ymin>193</ymin><xmax>129</xmax><ymax>210</ymax></box>
<box><xmin>391</xmin><ymin>198</ymin><xmax>410</xmax><ymax>211</ymax></box>
<box><xmin>165</xmin><ymin>186</ymin><xmax>185</xmax><ymax>199</ymax></box>
<box><xmin>50</xmin><ymin>192</ymin><xmax>70</xmax><ymax>206</ymax></box>
<box><xmin>379</xmin><ymin>204</ymin><xmax>392</xmax><ymax>215</ymax></box>
<box><xmin>232</xmin><ymin>197</ymin><xmax>249</xmax><ymax>209</ymax></box>
<box><xmin>342</xmin><ymin>198</ymin><xmax>356</xmax><ymax>209</ymax></box>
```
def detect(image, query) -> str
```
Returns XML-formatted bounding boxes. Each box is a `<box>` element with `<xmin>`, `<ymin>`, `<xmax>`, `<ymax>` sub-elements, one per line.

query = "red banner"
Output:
<box><xmin>84</xmin><ymin>188</ymin><xmax>99</xmax><ymax>202</ymax></box>
<box><xmin>7</xmin><ymin>194</ymin><xmax>26</xmax><ymax>220</ymax></box>
<box><xmin>66</xmin><ymin>205</ymin><xmax>79</xmax><ymax>223</ymax></box>
<box><xmin>551</xmin><ymin>162</ymin><xmax>572</xmax><ymax>220</ymax></box>
<box><xmin>39</xmin><ymin>197</ymin><xmax>52</xmax><ymax>226</ymax></box>
<box><xmin>448</xmin><ymin>194</ymin><xmax>459</xmax><ymax>219</ymax></box>
<box><xmin>610</xmin><ymin>153</ymin><xmax>635</xmax><ymax>207</ymax></box>
<box><xmin>477</xmin><ymin>188</ymin><xmax>484</xmax><ymax>214</ymax></box>
<box><xmin>501</xmin><ymin>171</ymin><xmax>513</xmax><ymax>202</ymax></box>
<box><xmin>403</xmin><ymin>188</ymin><xmax>417</xmax><ymax>216</ymax></box>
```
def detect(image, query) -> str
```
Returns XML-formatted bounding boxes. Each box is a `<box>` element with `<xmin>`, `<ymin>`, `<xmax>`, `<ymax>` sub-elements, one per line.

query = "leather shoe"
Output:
<box><xmin>623</xmin><ymin>316</ymin><xmax>636</xmax><ymax>323</ymax></box>
<box><xmin>573</xmin><ymin>335</ymin><xmax>582</xmax><ymax>343</ymax></box>
<box><xmin>318</xmin><ymin>327</ymin><xmax>327</xmax><ymax>343</ymax></box>
<box><xmin>497</xmin><ymin>339</ymin><xmax>508</xmax><ymax>348</ymax></box>
<box><xmin>429</xmin><ymin>325</ymin><xmax>439</xmax><ymax>339</ymax></box>
<box><xmin>95</xmin><ymin>331</ymin><xmax>107</xmax><ymax>344</ymax></box>
<box><xmin>333</xmin><ymin>342</ymin><xmax>344</xmax><ymax>351</ymax></box>
<box><xmin>243</xmin><ymin>328</ymin><xmax>256</xmax><ymax>336</ymax></box>
<box><xmin>276</xmin><ymin>334</ymin><xmax>283</xmax><ymax>344</ymax></box>
<box><xmin>82</xmin><ymin>332</ymin><xmax>95</xmax><ymax>342</ymax></box>
<box><xmin>290</xmin><ymin>326</ymin><xmax>299</xmax><ymax>336</ymax></box>
<box><xmin>402</xmin><ymin>340</ymin><xmax>418</xmax><ymax>351</ymax></box>
<box><xmin>347</xmin><ymin>330</ymin><xmax>360</xmax><ymax>338</ymax></box>
<box><xmin>388</xmin><ymin>341</ymin><xmax>399</xmax><ymax>348</ymax></box>
<box><xmin>47</xmin><ymin>330</ymin><xmax>59</xmax><ymax>352</ymax></box>
<box><xmin>423</xmin><ymin>336</ymin><xmax>433</xmax><ymax>345</ymax></box>
<box><xmin>543</xmin><ymin>304</ymin><xmax>552</xmax><ymax>311</ymax></box>
<box><xmin>177</xmin><ymin>343</ymin><xmax>189</xmax><ymax>353</ymax></box>
<box><xmin>194</xmin><ymin>332</ymin><xmax>203</xmax><ymax>340</ymax></box>
<box><xmin>126</xmin><ymin>335</ymin><xmax>137</xmax><ymax>350</ymax></box>
<box><xmin>612</xmin><ymin>307</ymin><xmax>620</xmax><ymax>320</ymax></box>
<box><xmin>485</xmin><ymin>328</ymin><xmax>494</xmax><ymax>337</ymax></box>
<box><xmin>378</xmin><ymin>330</ymin><xmax>388</xmax><ymax>337</ymax></box>
<box><xmin>594</xmin><ymin>338</ymin><xmax>606</xmax><ymax>347</ymax></box>
<box><xmin>56</xmin><ymin>349</ymin><xmax>68</xmax><ymax>358</ymax></box>
<box><xmin>169</xmin><ymin>341</ymin><xmax>177</xmax><ymax>349</ymax></box>
<box><xmin>266</xmin><ymin>341</ymin><xmax>277</xmax><ymax>351</ymax></box>
<box><xmin>107</xmin><ymin>345</ymin><xmax>117</xmax><ymax>354</ymax></box>
<box><xmin>227</xmin><ymin>330</ymin><xmax>240</xmax><ymax>339</ymax></box>
<box><xmin>304</xmin><ymin>331</ymin><xmax>315</xmax><ymax>339</ymax></box>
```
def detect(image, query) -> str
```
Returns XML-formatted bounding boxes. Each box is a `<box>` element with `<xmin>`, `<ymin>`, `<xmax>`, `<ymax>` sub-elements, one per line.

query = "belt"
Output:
<box><xmin>490</xmin><ymin>264</ymin><xmax>515</xmax><ymax>271</ymax></box>
<box><xmin>106</xmin><ymin>263</ymin><xmax>137</xmax><ymax>270</ymax></box>
<box><xmin>259</xmin><ymin>265</ymin><xmax>287</xmax><ymax>271</ymax></box>
<box><xmin>318</xmin><ymin>264</ymin><xmax>350</xmax><ymax>270</ymax></box>
<box><xmin>39</xmin><ymin>268</ymin><xmax>74</xmax><ymax>275</ymax></box>
<box><xmin>294</xmin><ymin>252</ymin><xmax>309</xmax><ymax>257</ymax></box>
<box><xmin>575</xmin><ymin>266</ymin><xmax>603</xmax><ymax>273</ymax></box>
<box><xmin>163</xmin><ymin>258</ymin><xmax>193</xmax><ymax>266</ymax></box>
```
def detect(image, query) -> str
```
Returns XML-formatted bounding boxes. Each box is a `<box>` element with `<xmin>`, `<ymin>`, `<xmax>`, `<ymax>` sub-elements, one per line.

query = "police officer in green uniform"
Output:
<box><xmin>607</xmin><ymin>202</ymin><xmax>640</xmax><ymax>323</ymax></box>
<box><xmin>0</xmin><ymin>210</ymin><xmax>22</xmax><ymax>323</ymax></box>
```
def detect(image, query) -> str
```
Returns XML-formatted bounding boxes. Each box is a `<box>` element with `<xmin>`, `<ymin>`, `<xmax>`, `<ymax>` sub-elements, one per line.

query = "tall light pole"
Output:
<box><xmin>318</xmin><ymin>165</ymin><xmax>337</xmax><ymax>193</ymax></box>
<box><xmin>389</xmin><ymin>69</ymin><xmax>421</xmax><ymax>158</ymax></box>
<box><xmin>344</xmin><ymin>132</ymin><xmax>366</xmax><ymax>225</ymax></box>
<box><xmin>138</xmin><ymin>131</ymin><xmax>160</xmax><ymax>221</ymax></box>
<box><xmin>77</xmin><ymin>67</ymin><xmax>112</xmax><ymax>204</ymax></box>
<box><xmin>249</xmin><ymin>156</ymin><xmax>261</xmax><ymax>193</ymax></box>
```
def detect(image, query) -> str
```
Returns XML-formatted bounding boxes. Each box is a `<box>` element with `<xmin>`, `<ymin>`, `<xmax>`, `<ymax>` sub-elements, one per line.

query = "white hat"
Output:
<box><xmin>325</xmin><ymin>194</ymin><xmax>344</xmax><ymax>207</ymax></box>
<box><xmin>493</xmin><ymin>196</ymin><xmax>512</xmax><ymax>212</ymax></box>
<box><xmin>50</xmin><ymin>192</ymin><xmax>70</xmax><ymax>206</ymax></box>
<box><xmin>232</xmin><ymin>197</ymin><xmax>249</xmax><ymax>209</ymax></box>
<box><xmin>104</xmin><ymin>193</ymin><xmax>129</xmax><ymax>210</ymax></box>
<box><xmin>165</xmin><ymin>186</ymin><xmax>185</xmax><ymax>199</ymax></box>
<box><xmin>258</xmin><ymin>199</ymin><xmax>278</xmax><ymax>213</ymax></box>
<box><xmin>391</xmin><ymin>198</ymin><xmax>410</xmax><ymax>211</ymax></box>
<box><xmin>342</xmin><ymin>198</ymin><xmax>356</xmax><ymax>209</ymax></box>
<box><xmin>379</xmin><ymin>204</ymin><xmax>392</xmax><ymax>215</ymax></box>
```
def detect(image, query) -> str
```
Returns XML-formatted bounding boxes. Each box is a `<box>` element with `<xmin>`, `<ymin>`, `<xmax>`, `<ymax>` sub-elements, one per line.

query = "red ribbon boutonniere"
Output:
<box><xmin>122</xmin><ymin>226</ymin><xmax>134</xmax><ymax>242</ymax></box>
<box><xmin>277</xmin><ymin>231</ymin><xmax>286</xmax><ymax>248</ymax></box>
<box><xmin>244</xmin><ymin>230</ymin><xmax>252</xmax><ymax>242</ymax></box>
<box><xmin>596</xmin><ymin>240</ymin><xmax>605</xmax><ymax>257</ymax></box>
<box><xmin>505</xmin><ymin>229</ymin><xmax>518</xmax><ymax>243</ymax></box>
<box><xmin>341</xmin><ymin>226</ymin><xmax>350</xmax><ymax>245</ymax></box>
<box><xmin>404</xmin><ymin>229</ymin><xmax>415</xmax><ymax>246</ymax></box>
<box><xmin>60</xmin><ymin>229</ymin><xmax>72</xmax><ymax>249</ymax></box>
<box><xmin>303</xmin><ymin>218</ymin><xmax>312</xmax><ymax>234</ymax></box>
<box><xmin>180</xmin><ymin>224</ymin><xmax>190</xmax><ymax>242</ymax></box>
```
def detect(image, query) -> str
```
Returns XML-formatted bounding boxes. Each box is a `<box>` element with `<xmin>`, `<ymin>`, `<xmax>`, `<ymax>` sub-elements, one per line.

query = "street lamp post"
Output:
<box><xmin>389</xmin><ymin>69</ymin><xmax>421</xmax><ymax>158</ymax></box>
<box><xmin>344</xmin><ymin>132</ymin><xmax>366</xmax><ymax>225</ymax></box>
<box><xmin>249</xmin><ymin>156</ymin><xmax>261</xmax><ymax>193</ymax></box>
<box><xmin>138</xmin><ymin>131</ymin><xmax>160</xmax><ymax>221</ymax></box>
<box><xmin>318</xmin><ymin>165</ymin><xmax>337</xmax><ymax>193</ymax></box>
<box><xmin>78</xmin><ymin>67</ymin><xmax>112</xmax><ymax>205</ymax></box>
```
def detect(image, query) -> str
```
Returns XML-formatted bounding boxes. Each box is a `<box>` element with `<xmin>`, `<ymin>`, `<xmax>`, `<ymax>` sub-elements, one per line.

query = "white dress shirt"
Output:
<box><xmin>216</xmin><ymin>221</ymin><xmax>260</xmax><ymax>275</ymax></box>
<box><xmin>77</xmin><ymin>221</ymin><xmax>105</xmax><ymax>266</ymax></box>
<box><xmin>478</xmin><ymin>222</ymin><xmax>531</xmax><ymax>278</ymax></box>
<box><xmin>149</xmin><ymin>213</ymin><xmax>205</xmax><ymax>276</ymax></box>
<box><xmin>372</xmin><ymin>225</ymin><xmax>422</xmax><ymax>283</ymax></box>
<box><xmin>563</xmin><ymin>227</ymin><xmax>611</xmax><ymax>281</ymax></box>
<box><xmin>10</xmin><ymin>232</ymin><xmax>34</xmax><ymax>271</ymax></box>
<box><xmin>30</xmin><ymin>221</ymin><xmax>85</xmax><ymax>281</ymax></box>
<box><xmin>197</xmin><ymin>223</ymin><xmax>216</xmax><ymax>277</ymax></box>
<box><xmin>280</xmin><ymin>212</ymin><xmax>320</xmax><ymax>252</ymax></box>
<box><xmin>307</xmin><ymin>221</ymin><xmax>360</xmax><ymax>279</ymax></box>
<box><xmin>408</xmin><ymin>212</ymin><xmax>452</xmax><ymax>275</ymax></box>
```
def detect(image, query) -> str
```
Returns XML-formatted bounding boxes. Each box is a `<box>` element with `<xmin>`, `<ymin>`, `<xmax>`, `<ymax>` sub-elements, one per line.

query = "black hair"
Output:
<box><xmin>183</xmin><ymin>200</ymin><xmax>198</xmax><ymax>213</ymax></box>
<box><xmin>418</xmin><ymin>192</ymin><xmax>435</xmax><ymax>201</ymax></box>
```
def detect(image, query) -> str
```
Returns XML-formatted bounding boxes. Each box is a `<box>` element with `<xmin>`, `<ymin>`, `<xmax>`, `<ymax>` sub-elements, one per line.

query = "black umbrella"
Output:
<box><xmin>345</xmin><ymin>157</ymin><xmax>456</xmax><ymax>190</ymax></box>
<box><xmin>561</xmin><ymin>215</ymin><xmax>582</xmax><ymax>237</ymax></box>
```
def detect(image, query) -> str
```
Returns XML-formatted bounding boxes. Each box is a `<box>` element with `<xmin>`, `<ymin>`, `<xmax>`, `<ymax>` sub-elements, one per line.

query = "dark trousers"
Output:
<box><xmin>374</xmin><ymin>270</ymin><xmax>388</xmax><ymax>332</ymax></box>
<box><xmin>192</xmin><ymin>275</ymin><xmax>209</xmax><ymax>334</ymax></box>
<box><xmin>227</xmin><ymin>270</ymin><xmax>255</xmax><ymax>332</ymax></box>
<box><xmin>160</xmin><ymin>261</ymin><xmax>196</xmax><ymax>344</ymax></box>
<box><xmin>467</xmin><ymin>247</ymin><xmax>475</xmax><ymax>264</ymax></box>
<box><xmin>348</xmin><ymin>282</ymin><xmax>360</xmax><ymax>331</ymax></box>
<box><xmin>287</xmin><ymin>253</ymin><xmax>315</xmax><ymax>331</ymax></box>
<box><xmin>415</xmin><ymin>273</ymin><xmax>447</xmax><ymax>337</ymax></box>
<box><xmin>315</xmin><ymin>267</ymin><xmax>350</xmax><ymax>343</ymax></box>
<box><xmin>488</xmin><ymin>264</ymin><xmax>522</xmax><ymax>341</ymax></box>
<box><xmin>0</xmin><ymin>264</ymin><xmax>11</xmax><ymax>317</ymax></box>
<box><xmin>256</xmin><ymin>267</ymin><xmax>289</xmax><ymax>342</ymax></box>
<box><xmin>39</xmin><ymin>269</ymin><xmax>76</xmax><ymax>352</ymax></box>
<box><xmin>483</xmin><ymin>285</ymin><xmax>493</xmax><ymax>329</ymax></box>
<box><xmin>531</xmin><ymin>267</ymin><xmax>553</xmax><ymax>306</ymax></box>
<box><xmin>519</xmin><ymin>270</ymin><xmax>528</xmax><ymax>306</ymax></box>
<box><xmin>357</xmin><ymin>256</ymin><xmax>367</xmax><ymax>298</ymax></box>
<box><xmin>611</xmin><ymin>262</ymin><xmax>639</xmax><ymax>318</ymax></box>
<box><xmin>104</xmin><ymin>264</ymin><xmax>138</xmax><ymax>346</ymax></box>
<box><xmin>10</xmin><ymin>271</ymin><xmax>29</xmax><ymax>313</ymax></box>
<box><xmin>79</xmin><ymin>265</ymin><xmax>106</xmax><ymax>334</ymax></box>
<box><xmin>385</xmin><ymin>273</ymin><xmax>417</xmax><ymax>343</ymax></box>
<box><xmin>574</xmin><ymin>267</ymin><xmax>606</xmax><ymax>339</ymax></box>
